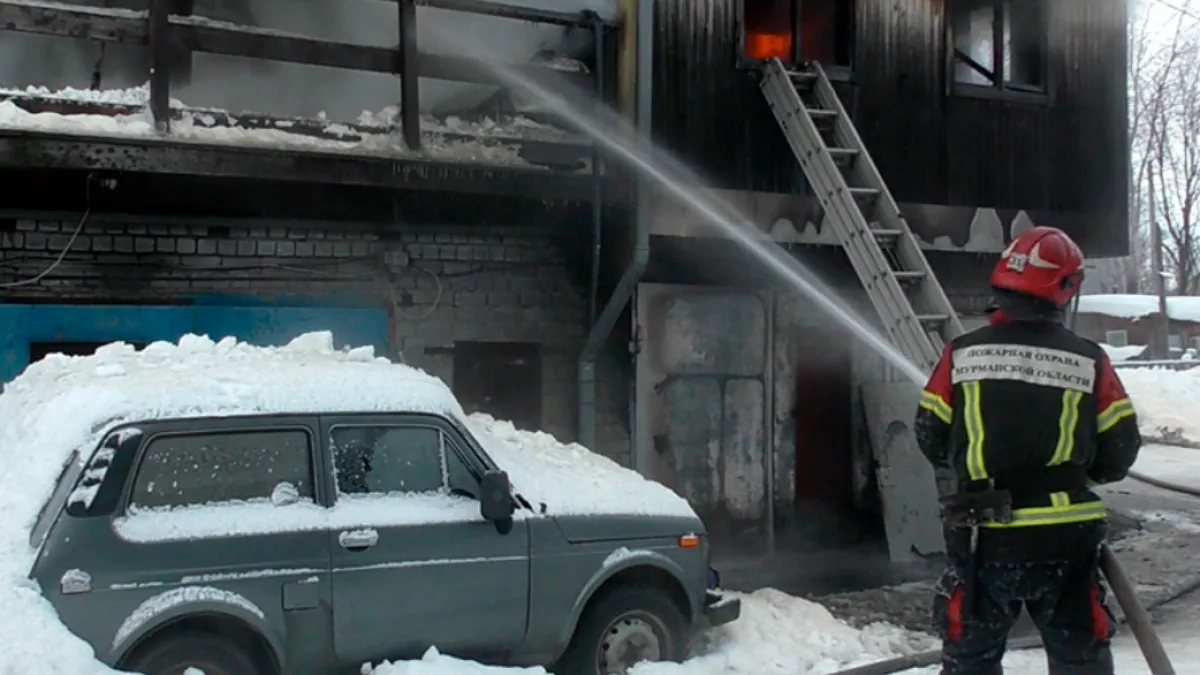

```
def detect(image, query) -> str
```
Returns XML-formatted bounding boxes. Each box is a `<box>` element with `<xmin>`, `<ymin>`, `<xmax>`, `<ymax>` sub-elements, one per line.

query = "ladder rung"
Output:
<box><xmin>916</xmin><ymin>314</ymin><xmax>950</xmax><ymax>325</ymax></box>
<box><xmin>849</xmin><ymin>187</ymin><xmax>880</xmax><ymax>199</ymax></box>
<box><xmin>827</xmin><ymin>147</ymin><xmax>860</xmax><ymax>158</ymax></box>
<box><xmin>788</xmin><ymin>70</ymin><xmax>817</xmax><ymax>87</ymax></box>
<box><xmin>893</xmin><ymin>270</ymin><xmax>927</xmax><ymax>282</ymax></box>
<box><xmin>871</xmin><ymin>228</ymin><xmax>903</xmax><ymax>239</ymax></box>
<box><xmin>809</xmin><ymin>108</ymin><xmax>838</xmax><ymax>121</ymax></box>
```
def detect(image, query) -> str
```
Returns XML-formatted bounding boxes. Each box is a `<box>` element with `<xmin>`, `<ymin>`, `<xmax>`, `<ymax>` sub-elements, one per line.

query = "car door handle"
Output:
<box><xmin>338</xmin><ymin>529</ymin><xmax>379</xmax><ymax>551</ymax></box>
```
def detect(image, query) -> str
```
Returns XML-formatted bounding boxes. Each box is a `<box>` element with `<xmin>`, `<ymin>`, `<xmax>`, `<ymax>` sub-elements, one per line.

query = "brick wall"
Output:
<box><xmin>0</xmin><ymin>217</ymin><xmax>632</xmax><ymax>465</ymax></box>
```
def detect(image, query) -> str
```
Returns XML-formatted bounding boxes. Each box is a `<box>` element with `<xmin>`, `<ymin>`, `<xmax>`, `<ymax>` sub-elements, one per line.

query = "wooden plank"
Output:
<box><xmin>398</xmin><ymin>0</ymin><xmax>420</xmax><ymax>151</ymax></box>
<box><xmin>147</xmin><ymin>0</ymin><xmax>170</xmax><ymax>132</ymax></box>
<box><xmin>413</xmin><ymin>0</ymin><xmax>614</xmax><ymax>28</ymax></box>
<box><xmin>0</xmin><ymin>131</ymin><xmax>612</xmax><ymax>200</ymax></box>
<box><xmin>0</xmin><ymin>0</ymin><xmax>146</xmax><ymax>42</ymax></box>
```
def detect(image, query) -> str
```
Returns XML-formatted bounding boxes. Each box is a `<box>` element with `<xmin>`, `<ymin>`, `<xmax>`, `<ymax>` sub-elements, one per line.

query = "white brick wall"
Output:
<box><xmin>0</xmin><ymin>218</ymin><xmax>632</xmax><ymax>465</ymax></box>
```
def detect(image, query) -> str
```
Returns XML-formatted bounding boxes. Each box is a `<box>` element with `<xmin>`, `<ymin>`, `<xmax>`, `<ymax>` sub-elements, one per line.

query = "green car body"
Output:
<box><xmin>29</xmin><ymin>411</ymin><xmax>740</xmax><ymax>675</ymax></box>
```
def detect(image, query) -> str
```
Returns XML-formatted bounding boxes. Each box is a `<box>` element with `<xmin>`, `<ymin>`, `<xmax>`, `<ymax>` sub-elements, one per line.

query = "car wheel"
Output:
<box><xmin>123</xmin><ymin>629</ymin><xmax>264</xmax><ymax>675</ymax></box>
<box><xmin>555</xmin><ymin>584</ymin><xmax>689</xmax><ymax>675</ymax></box>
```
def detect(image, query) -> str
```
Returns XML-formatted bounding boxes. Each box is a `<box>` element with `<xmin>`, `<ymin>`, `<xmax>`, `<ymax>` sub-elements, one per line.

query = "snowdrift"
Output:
<box><xmin>365</xmin><ymin>588</ymin><xmax>934</xmax><ymax>675</ymax></box>
<box><xmin>1122</xmin><ymin>367</ymin><xmax>1200</xmax><ymax>444</ymax></box>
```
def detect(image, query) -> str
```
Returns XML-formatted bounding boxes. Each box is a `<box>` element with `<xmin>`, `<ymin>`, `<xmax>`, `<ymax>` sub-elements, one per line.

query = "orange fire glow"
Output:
<box><xmin>745</xmin><ymin>31</ymin><xmax>793</xmax><ymax>60</ymax></box>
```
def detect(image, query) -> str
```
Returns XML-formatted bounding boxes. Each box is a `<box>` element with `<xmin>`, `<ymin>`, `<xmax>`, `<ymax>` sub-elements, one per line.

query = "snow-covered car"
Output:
<box><xmin>15</xmin><ymin>333</ymin><xmax>739</xmax><ymax>675</ymax></box>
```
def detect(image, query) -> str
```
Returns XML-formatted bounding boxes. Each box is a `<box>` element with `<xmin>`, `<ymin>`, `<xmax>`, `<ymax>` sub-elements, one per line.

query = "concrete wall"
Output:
<box><xmin>0</xmin><ymin>218</ymin><xmax>632</xmax><ymax>464</ymax></box>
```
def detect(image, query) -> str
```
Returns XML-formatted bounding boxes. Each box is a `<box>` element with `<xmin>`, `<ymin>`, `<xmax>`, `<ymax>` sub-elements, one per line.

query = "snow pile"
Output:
<box><xmin>1078</xmin><ymin>293</ymin><xmax>1200</xmax><ymax>323</ymax></box>
<box><xmin>1100</xmin><ymin>343</ymin><xmax>1147</xmax><ymax>362</ymax></box>
<box><xmin>0</xmin><ymin>81</ymin><xmax>594</xmax><ymax>166</ymax></box>
<box><xmin>465</xmin><ymin>414</ymin><xmax>697</xmax><ymax>519</ymax></box>
<box><xmin>0</xmin><ymin>97</ymin><xmax>533</xmax><ymax>165</ymax></box>
<box><xmin>1122</xmin><ymin>367</ymin><xmax>1200</xmax><ymax>443</ymax></box>
<box><xmin>364</xmin><ymin>590</ymin><xmax>934</xmax><ymax>675</ymax></box>
<box><xmin>631</xmin><ymin>589</ymin><xmax>934</xmax><ymax>675</ymax></box>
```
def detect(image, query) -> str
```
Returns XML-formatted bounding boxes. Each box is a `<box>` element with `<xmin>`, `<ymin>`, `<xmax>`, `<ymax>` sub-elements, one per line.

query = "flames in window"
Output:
<box><xmin>744</xmin><ymin>0</ymin><xmax>793</xmax><ymax>60</ymax></box>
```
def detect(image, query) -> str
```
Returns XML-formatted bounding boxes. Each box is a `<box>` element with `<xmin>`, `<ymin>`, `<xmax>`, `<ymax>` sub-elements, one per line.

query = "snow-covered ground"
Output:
<box><xmin>1</xmin><ymin>333</ymin><xmax>1200</xmax><ymax>675</ymax></box>
<box><xmin>1121</xmin><ymin>366</ymin><xmax>1200</xmax><ymax>444</ymax></box>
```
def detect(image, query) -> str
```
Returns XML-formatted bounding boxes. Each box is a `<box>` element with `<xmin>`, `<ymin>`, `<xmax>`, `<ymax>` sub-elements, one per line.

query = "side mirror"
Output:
<box><xmin>480</xmin><ymin>469</ymin><xmax>515</xmax><ymax>527</ymax></box>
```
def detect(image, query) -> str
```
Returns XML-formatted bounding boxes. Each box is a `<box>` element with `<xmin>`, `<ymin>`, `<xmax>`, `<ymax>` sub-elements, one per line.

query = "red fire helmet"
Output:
<box><xmin>990</xmin><ymin>226</ymin><xmax>1085</xmax><ymax>307</ymax></box>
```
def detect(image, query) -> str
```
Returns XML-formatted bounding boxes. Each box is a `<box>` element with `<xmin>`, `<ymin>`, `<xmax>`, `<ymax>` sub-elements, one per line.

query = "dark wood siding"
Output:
<box><xmin>651</xmin><ymin>0</ymin><xmax>1128</xmax><ymax>245</ymax></box>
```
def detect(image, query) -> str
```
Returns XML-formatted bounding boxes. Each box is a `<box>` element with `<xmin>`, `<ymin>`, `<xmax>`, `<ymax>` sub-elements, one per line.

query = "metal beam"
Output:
<box><xmin>0</xmin><ymin>132</ymin><xmax>612</xmax><ymax>199</ymax></box>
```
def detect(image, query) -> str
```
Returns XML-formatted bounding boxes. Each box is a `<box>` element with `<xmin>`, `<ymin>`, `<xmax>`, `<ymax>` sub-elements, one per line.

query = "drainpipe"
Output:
<box><xmin>578</xmin><ymin>0</ymin><xmax>653</xmax><ymax>453</ymax></box>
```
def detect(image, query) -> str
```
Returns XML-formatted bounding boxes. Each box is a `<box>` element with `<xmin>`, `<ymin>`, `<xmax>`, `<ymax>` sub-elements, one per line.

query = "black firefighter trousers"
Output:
<box><xmin>931</xmin><ymin>550</ymin><xmax>1116</xmax><ymax>675</ymax></box>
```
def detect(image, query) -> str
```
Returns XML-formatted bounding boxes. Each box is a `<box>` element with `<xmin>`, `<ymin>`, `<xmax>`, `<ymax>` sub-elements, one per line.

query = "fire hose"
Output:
<box><xmin>821</xmin><ymin>465</ymin><xmax>1200</xmax><ymax>675</ymax></box>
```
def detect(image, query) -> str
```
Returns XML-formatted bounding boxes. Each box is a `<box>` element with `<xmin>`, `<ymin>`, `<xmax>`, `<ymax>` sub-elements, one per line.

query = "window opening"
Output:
<box><xmin>952</xmin><ymin>0</ymin><xmax>1045</xmax><ymax>93</ymax></box>
<box><xmin>741</xmin><ymin>0</ymin><xmax>853</xmax><ymax>67</ymax></box>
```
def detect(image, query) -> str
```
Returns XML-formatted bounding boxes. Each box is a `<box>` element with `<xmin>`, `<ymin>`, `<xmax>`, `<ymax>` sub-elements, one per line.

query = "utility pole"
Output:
<box><xmin>1149</xmin><ymin>163</ymin><xmax>1171</xmax><ymax>359</ymax></box>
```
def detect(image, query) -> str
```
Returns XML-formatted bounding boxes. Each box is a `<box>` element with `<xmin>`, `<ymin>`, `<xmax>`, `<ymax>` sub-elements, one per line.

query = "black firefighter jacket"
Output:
<box><xmin>914</xmin><ymin>318</ymin><xmax>1143</xmax><ymax>559</ymax></box>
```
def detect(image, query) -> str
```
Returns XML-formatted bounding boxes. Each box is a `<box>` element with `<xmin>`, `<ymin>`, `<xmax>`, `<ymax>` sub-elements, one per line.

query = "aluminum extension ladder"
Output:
<box><xmin>759</xmin><ymin>57</ymin><xmax>964</xmax><ymax>372</ymax></box>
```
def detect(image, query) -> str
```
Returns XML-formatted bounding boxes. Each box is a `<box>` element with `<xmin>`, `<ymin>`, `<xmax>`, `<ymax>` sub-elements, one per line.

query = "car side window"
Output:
<box><xmin>129</xmin><ymin>429</ymin><xmax>314</xmax><ymax>511</ymax></box>
<box><xmin>331</xmin><ymin>424</ymin><xmax>478</xmax><ymax>497</ymax></box>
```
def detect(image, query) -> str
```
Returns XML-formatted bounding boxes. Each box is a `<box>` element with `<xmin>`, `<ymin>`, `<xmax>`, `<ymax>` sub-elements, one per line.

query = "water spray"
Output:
<box><xmin>425</xmin><ymin>21</ymin><xmax>927</xmax><ymax>387</ymax></box>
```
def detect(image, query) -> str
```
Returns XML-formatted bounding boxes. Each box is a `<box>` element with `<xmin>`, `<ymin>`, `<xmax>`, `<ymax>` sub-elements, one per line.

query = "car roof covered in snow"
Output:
<box><xmin>3</xmin><ymin>331</ymin><xmax>463</xmax><ymax>430</ymax></box>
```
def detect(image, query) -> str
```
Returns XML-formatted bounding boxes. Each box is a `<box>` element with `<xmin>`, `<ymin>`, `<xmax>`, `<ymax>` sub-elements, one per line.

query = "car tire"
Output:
<box><xmin>122</xmin><ymin>628</ymin><xmax>265</xmax><ymax>675</ymax></box>
<box><xmin>554</xmin><ymin>584</ymin><xmax>689</xmax><ymax>675</ymax></box>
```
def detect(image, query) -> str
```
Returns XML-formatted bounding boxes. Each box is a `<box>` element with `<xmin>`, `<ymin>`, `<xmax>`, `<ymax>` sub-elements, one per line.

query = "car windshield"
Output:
<box><xmin>29</xmin><ymin>448</ymin><xmax>83</xmax><ymax>549</ymax></box>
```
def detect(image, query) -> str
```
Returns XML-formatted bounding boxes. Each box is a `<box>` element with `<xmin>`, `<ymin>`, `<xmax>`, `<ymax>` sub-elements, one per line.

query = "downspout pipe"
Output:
<box><xmin>578</xmin><ymin>0</ymin><xmax>653</xmax><ymax>452</ymax></box>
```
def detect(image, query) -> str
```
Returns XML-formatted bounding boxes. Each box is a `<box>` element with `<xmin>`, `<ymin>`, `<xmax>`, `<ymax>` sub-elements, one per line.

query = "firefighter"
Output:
<box><xmin>914</xmin><ymin>226</ymin><xmax>1143</xmax><ymax>675</ymax></box>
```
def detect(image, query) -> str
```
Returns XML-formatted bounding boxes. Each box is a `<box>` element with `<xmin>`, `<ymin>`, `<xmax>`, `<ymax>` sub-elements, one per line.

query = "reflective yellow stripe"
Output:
<box><xmin>1048</xmin><ymin>390</ymin><xmax>1083</xmax><ymax>466</ymax></box>
<box><xmin>1050</xmin><ymin>491</ymin><xmax>1070</xmax><ymax>508</ymax></box>
<box><xmin>982</xmin><ymin>498</ymin><xmax>1107</xmax><ymax>528</ymax></box>
<box><xmin>1097</xmin><ymin>398</ymin><xmax>1135</xmax><ymax>434</ymax></box>
<box><xmin>963</xmin><ymin>382</ymin><xmax>987</xmax><ymax>481</ymax></box>
<box><xmin>919</xmin><ymin>390</ymin><xmax>952</xmax><ymax>424</ymax></box>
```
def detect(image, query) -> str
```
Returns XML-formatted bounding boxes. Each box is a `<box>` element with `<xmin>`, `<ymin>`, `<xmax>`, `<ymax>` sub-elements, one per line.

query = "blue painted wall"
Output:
<box><xmin>0</xmin><ymin>303</ymin><xmax>391</xmax><ymax>383</ymax></box>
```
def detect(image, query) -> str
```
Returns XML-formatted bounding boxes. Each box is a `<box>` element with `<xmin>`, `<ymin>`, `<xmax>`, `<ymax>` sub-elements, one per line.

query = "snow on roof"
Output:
<box><xmin>466</xmin><ymin>414</ymin><xmax>696</xmax><ymax>519</ymax></box>
<box><xmin>1077</xmin><ymin>294</ymin><xmax>1200</xmax><ymax>324</ymax></box>
<box><xmin>1100</xmin><ymin>343</ymin><xmax>1148</xmax><ymax>362</ymax></box>
<box><xmin>0</xmin><ymin>84</ymin><xmax>586</xmax><ymax>167</ymax></box>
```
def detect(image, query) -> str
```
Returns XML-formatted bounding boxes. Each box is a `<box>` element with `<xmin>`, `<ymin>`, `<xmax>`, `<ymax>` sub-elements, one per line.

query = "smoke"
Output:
<box><xmin>0</xmin><ymin>0</ymin><xmax>618</xmax><ymax>120</ymax></box>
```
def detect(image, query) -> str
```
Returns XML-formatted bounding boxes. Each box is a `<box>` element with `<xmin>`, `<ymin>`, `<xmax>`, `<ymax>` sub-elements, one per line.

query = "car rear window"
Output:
<box><xmin>129</xmin><ymin>429</ymin><xmax>314</xmax><ymax>511</ymax></box>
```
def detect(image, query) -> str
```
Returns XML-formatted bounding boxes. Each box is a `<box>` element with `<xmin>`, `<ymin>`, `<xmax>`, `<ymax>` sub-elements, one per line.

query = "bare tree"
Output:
<box><xmin>1144</xmin><ymin>18</ymin><xmax>1200</xmax><ymax>294</ymax></box>
<box><xmin>1087</xmin><ymin>1</ymin><xmax>1188</xmax><ymax>293</ymax></box>
<box><xmin>1125</xmin><ymin>1</ymin><xmax>1200</xmax><ymax>294</ymax></box>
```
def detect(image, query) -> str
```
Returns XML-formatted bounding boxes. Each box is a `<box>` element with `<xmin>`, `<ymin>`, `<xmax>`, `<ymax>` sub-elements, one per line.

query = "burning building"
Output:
<box><xmin>0</xmin><ymin>0</ymin><xmax>1129</xmax><ymax>577</ymax></box>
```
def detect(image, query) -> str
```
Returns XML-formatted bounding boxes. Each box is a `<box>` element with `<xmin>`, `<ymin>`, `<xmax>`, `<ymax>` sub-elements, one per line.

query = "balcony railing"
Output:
<box><xmin>0</xmin><ymin>0</ymin><xmax>616</xmax><ymax>153</ymax></box>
